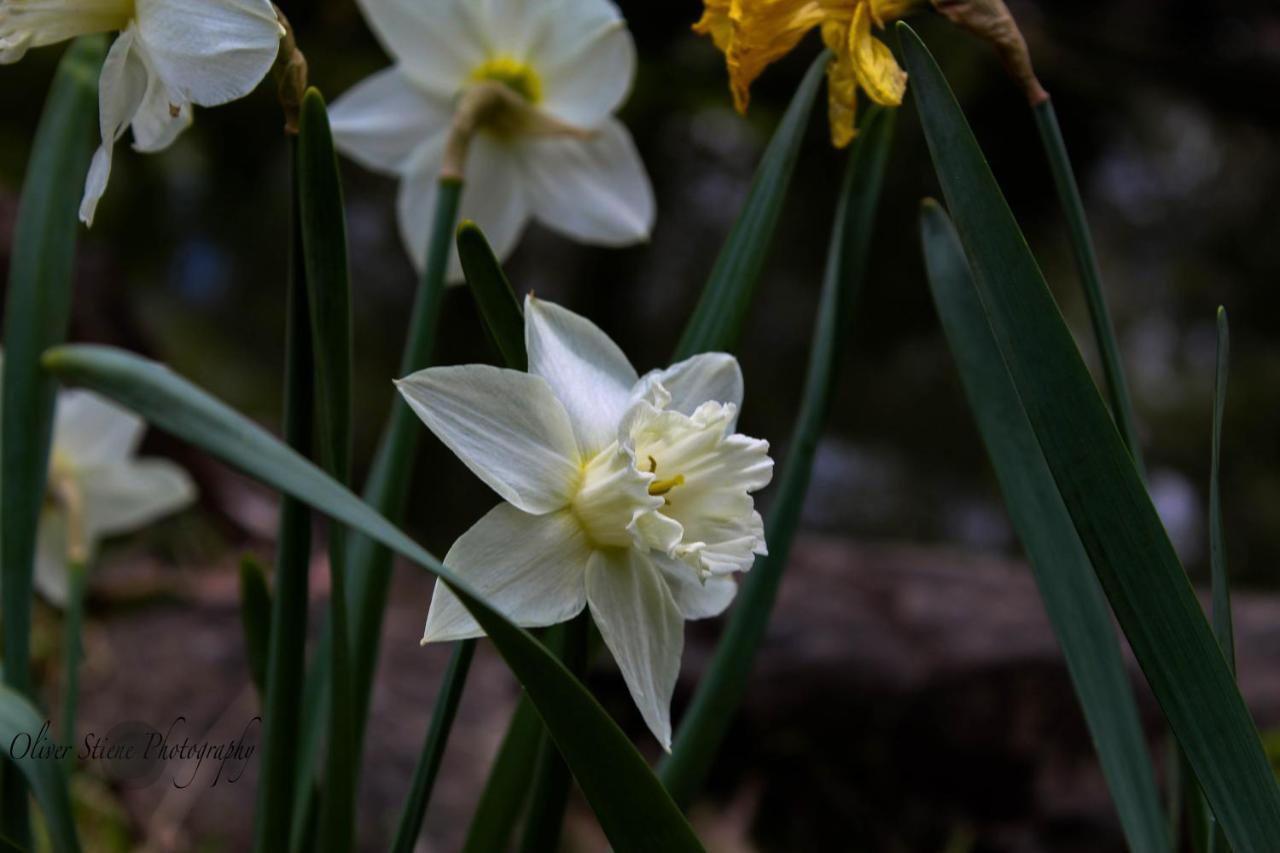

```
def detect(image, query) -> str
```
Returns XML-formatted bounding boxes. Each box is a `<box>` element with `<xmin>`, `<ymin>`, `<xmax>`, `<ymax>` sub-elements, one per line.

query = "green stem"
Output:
<box><xmin>1033</xmin><ymin>99</ymin><xmax>1144</xmax><ymax>473</ymax></box>
<box><xmin>660</xmin><ymin>108</ymin><xmax>894</xmax><ymax>808</ymax></box>
<box><xmin>388</xmin><ymin>640</ymin><xmax>477</xmax><ymax>853</ymax></box>
<box><xmin>60</xmin><ymin>560</ymin><xmax>88</xmax><ymax>770</ymax></box>
<box><xmin>516</xmin><ymin>615</ymin><xmax>590</xmax><ymax>853</ymax></box>
<box><xmin>252</xmin><ymin>147</ymin><xmax>314</xmax><ymax>853</ymax></box>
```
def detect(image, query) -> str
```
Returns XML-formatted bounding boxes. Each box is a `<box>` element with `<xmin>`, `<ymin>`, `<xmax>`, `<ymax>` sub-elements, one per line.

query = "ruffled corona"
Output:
<box><xmin>694</xmin><ymin>0</ymin><xmax>921</xmax><ymax>147</ymax></box>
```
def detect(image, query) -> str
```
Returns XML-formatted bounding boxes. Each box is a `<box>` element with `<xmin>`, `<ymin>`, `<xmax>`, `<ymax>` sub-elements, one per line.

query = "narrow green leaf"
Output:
<box><xmin>296</xmin><ymin>88</ymin><xmax>356</xmax><ymax>853</ymax></box>
<box><xmin>0</xmin><ymin>36</ymin><xmax>104</xmax><ymax>845</ymax></box>
<box><xmin>59</xmin><ymin>559</ymin><xmax>89</xmax><ymax>773</ymax></box>
<box><xmin>238</xmin><ymin>555</ymin><xmax>272</xmax><ymax>699</ymax></box>
<box><xmin>0</xmin><ymin>684</ymin><xmax>80</xmax><ymax>853</ymax></box>
<box><xmin>672</xmin><ymin>52</ymin><xmax>827</xmax><ymax>360</ymax></box>
<box><xmin>900</xmin><ymin>24</ymin><xmax>1280</xmax><ymax>851</ymax></box>
<box><xmin>457</xmin><ymin>221</ymin><xmax>528</xmax><ymax>371</ymax></box>
<box><xmin>461</xmin><ymin>696</ymin><xmax>544</xmax><ymax>853</ymax></box>
<box><xmin>661</xmin><ymin>106</ymin><xmax>894</xmax><ymax>807</ymax></box>
<box><xmin>919</xmin><ymin>201</ymin><xmax>1166</xmax><ymax>852</ymax></box>
<box><xmin>1032</xmin><ymin>99</ymin><xmax>1143</xmax><ymax>472</ymax></box>
<box><xmin>389</xmin><ymin>641</ymin><xmax>477</xmax><ymax>853</ymax></box>
<box><xmin>1210</xmin><ymin>307</ymin><xmax>1233</xmax><ymax>672</ymax></box>
<box><xmin>253</xmin><ymin>146</ymin><xmax>314</xmax><ymax>853</ymax></box>
<box><xmin>43</xmin><ymin>345</ymin><xmax>704</xmax><ymax>852</ymax></box>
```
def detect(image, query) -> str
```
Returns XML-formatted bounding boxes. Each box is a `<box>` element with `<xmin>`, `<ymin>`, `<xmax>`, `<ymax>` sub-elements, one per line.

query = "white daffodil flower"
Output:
<box><xmin>396</xmin><ymin>297</ymin><xmax>772</xmax><ymax>748</ymax></box>
<box><xmin>0</xmin><ymin>0</ymin><xmax>284</xmax><ymax>225</ymax></box>
<box><xmin>0</xmin><ymin>354</ymin><xmax>196</xmax><ymax>605</ymax></box>
<box><xmin>329</xmin><ymin>0</ymin><xmax>655</xmax><ymax>281</ymax></box>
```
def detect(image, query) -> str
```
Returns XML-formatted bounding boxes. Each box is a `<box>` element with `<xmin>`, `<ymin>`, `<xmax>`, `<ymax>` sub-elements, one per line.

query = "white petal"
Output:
<box><xmin>398</xmin><ymin>134</ymin><xmax>529</xmax><ymax>280</ymax></box>
<box><xmin>53</xmin><ymin>390</ymin><xmax>146</xmax><ymax>466</ymax></box>
<box><xmin>34</xmin><ymin>510</ymin><xmax>72</xmax><ymax>608</ymax></box>
<box><xmin>655</xmin><ymin>555</ymin><xmax>736</xmax><ymax>621</ymax></box>
<box><xmin>535</xmin><ymin>0</ymin><xmax>635</xmax><ymax>127</ymax></box>
<box><xmin>129</xmin><ymin>35</ymin><xmax>193</xmax><ymax>152</ymax></box>
<box><xmin>424</xmin><ymin>504</ymin><xmax>590</xmax><ymax>642</ymax></box>
<box><xmin>521</xmin><ymin>118</ymin><xmax>653</xmax><ymax>247</ymax></box>
<box><xmin>472</xmin><ymin>0</ymin><xmax>555</xmax><ymax>58</ymax></box>
<box><xmin>525</xmin><ymin>295</ymin><xmax>638</xmax><ymax>457</ymax></box>
<box><xmin>395</xmin><ymin>365</ymin><xmax>581</xmax><ymax>514</ymax></box>
<box><xmin>79</xmin><ymin>459</ymin><xmax>196</xmax><ymax>537</ymax></box>
<box><xmin>329</xmin><ymin>66</ymin><xmax>452</xmax><ymax>175</ymax></box>
<box><xmin>133</xmin><ymin>0</ymin><xmax>282</xmax><ymax>107</ymax></box>
<box><xmin>81</xmin><ymin>30</ymin><xmax>147</xmax><ymax>226</ymax></box>
<box><xmin>640</xmin><ymin>353</ymin><xmax>744</xmax><ymax>417</ymax></box>
<box><xmin>352</xmin><ymin>0</ymin><xmax>485</xmax><ymax>97</ymax></box>
<box><xmin>585</xmin><ymin>548</ymin><xmax>683</xmax><ymax>750</ymax></box>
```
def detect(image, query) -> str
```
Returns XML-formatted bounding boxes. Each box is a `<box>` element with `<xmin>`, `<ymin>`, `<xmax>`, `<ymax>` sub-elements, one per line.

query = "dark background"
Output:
<box><xmin>1</xmin><ymin>1</ymin><xmax>1279</xmax><ymax>850</ymax></box>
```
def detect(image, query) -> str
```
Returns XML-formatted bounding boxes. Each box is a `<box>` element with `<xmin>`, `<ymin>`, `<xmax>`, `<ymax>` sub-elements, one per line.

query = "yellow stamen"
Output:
<box><xmin>648</xmin><ymin>474</ymin><xmax>685</xmax><ymax>497</ymax></box>
<box><xmin>469</xmin><ymin>56</ymin><xmax>542</xmax><ymax>103</ymax></box>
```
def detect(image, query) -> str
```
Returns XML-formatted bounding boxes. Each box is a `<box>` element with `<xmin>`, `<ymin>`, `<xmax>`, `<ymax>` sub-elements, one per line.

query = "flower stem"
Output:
<box><xmin>1032</xmin><ymin>98</ymin><xmax>1144</xmax><ymax>473</ymax></box>
<box><xmin>60</xmin><ymin>559</ymin><xmax>89</xmax><ymax>771</ymax></box>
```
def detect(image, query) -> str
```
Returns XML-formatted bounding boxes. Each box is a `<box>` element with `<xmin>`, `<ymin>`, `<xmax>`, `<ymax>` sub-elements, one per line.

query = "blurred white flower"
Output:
<box><xmin>0</xmin><ymin>0</ymin><xmax>284</xmax><ymax>225</ymax></box>
<box><xmin>329</xmin><ymin>0</ymin><xmax>655</xmax><ymax>281</ymax></box>
<box><xmin>397</xmin><ymin>297</ymin><xmax>772</xmax><ymax>748</ymax></box>
<box><xmin>0</xmin><ymin>353</ymin><xmax>196</xmax><ymax>605</ymax></box>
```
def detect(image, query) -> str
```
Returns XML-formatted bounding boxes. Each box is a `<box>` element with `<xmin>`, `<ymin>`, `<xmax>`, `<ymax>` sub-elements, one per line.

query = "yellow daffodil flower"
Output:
<box><xmin>694</xmin><ymin>0</ymin><xmax>922</xmax><ymax>147</ymax></box>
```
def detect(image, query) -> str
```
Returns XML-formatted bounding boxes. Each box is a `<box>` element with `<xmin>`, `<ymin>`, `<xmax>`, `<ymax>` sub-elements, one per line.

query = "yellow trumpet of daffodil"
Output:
<box><xmin>694</xmin><ymin>0</ymin><xmax>923</xmax><ymax>147</ymax></box>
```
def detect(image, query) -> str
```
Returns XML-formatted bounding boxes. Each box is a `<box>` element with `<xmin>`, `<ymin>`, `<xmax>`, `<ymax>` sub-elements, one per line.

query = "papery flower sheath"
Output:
<box><xmin>0</xmin><ymin>356</ymin><xmax>197</xmax><ymax>605</ymax></box>
<box><xmin>694</xmin><ymin>0</ymin><xmax>922</xmax><ymax>147</ymax></box>
<box><xmin>329</xmin><ymin>0</ymin><xmax>655</xmax><ymax>281</ymax></box>
<box><xmin>0</xmin><ymin>0</ymin><xmax>284</xmax><ymax>224</ymax></box>
<box><xmin>396</xmin><ymin>297</ymin><xmax>773</xmax><ymax>748</ymax></box>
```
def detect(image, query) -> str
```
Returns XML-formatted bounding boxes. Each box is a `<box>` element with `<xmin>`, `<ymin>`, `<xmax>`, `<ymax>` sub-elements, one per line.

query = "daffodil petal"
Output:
<box><xmin>536</xmin><ymin>0</ymin><xmax>635</xmax><ymax>127</ymax></box>
<box><xmin>396</xmin><ymin>364</ymin><xmax>581</xmax><ymax>514</ymax></box>
<box><xmin>79</xmin><ymin>459</ymin><xmax>196</xmax><ymax>537</ymax></box>
<box><xmin>521</xmin><ymin>117</ymin><xmax>654</xmax><ymax>249</ymax></box>
<box><xmin>133</xmin><ymin>0</ymin><xmax>282</xmax><ymax>107</ymax></box>
<box><xmin>81</xmin><ymin>29</ymin><xmax>147</xmax><ymax>226</ymax></box>
<box><xmin>656</xmin><ymin>554</ymin><xmax>736</xmax><ymax>620</ymax></box>
<box><xmin>329</xmin><ymin>66</ymin><xmax>452</xmax><ymax>175</ymax></box>
<box><xmin>471</xmin><ymin>0</ymin><xmax>555</xmax><ymax>59</ymax></box>
<box><xmin>34</xmin><ymin>510</ymin><xmax>72</xmax><ymax>607</ymax></box>
<box><xmin>53</xmin><ymin>390</ymin><xmax>146</xmax><ymax>466</ymax></box>
<box><xmin>585</xmin><ymin>548</ymin><xmax>682</xmax><ymax>751</ymax></box>
<box><xmin>638</xmin><ymin>352</ymin><xmax>744</xmax><ymax>418</ymax></box>
<box><xmin>849</xmin><ymin>3</ymin><xmax>907</xmax><ymax>107</ymax></box>
<box><xmin>352</xmin><ymin>0</ymin><xmax>486</xmax><ymax>97</ymax></box>
<box><xmin>129</xmin><ymin>35</ymin><xmax>192</xmax><ymax>153</ymax></box>
<box><xmin>525</xmin><ymin>295</ymin><xmax>639</xmax><ymax>457</ymax></box>
<box><xmin>423</xmin><ymin>504</ymin><xmax>591</xmax><ymax>642</ymax></box>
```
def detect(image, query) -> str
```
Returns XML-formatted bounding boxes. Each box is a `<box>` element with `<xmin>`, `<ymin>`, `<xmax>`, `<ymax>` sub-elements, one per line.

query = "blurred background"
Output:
<box><xmin>2</xmin><ymin>1</ymin><xmax>1279</xmax><ymax>850</ymax></box>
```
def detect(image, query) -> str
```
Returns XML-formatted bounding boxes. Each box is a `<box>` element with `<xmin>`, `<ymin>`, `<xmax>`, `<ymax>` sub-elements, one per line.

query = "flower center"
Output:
<box><xmin>644</xmin><ymin>456</ymin><xmax>685</xmax><ymax>499</ymax></box>
<box><xmin>468</xmin><ymin>56</ymin><xmax>542</xmax><ymax>104</ymax></box>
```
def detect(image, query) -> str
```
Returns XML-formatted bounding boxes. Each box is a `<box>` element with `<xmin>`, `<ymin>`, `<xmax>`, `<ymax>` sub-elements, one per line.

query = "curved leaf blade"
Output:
<box><xmin>900</xmin><ymin>23</ymin><xmax>1280</xmax><ymax>851</ymax></box>
<box><xmin>43</xmin><ymin>345</ymin><xmax>704</xmax><ymax>853</ymax></box>
<box><xmin>0</xmin><ymin>685</ymin><xmax>80</xmax><ymax>853</ymax></box>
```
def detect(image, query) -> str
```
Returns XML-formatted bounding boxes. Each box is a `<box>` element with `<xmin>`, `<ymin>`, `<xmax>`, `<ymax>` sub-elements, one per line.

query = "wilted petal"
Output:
<box><xmin>133</xmin><ymin>0</ymin><xmax>282</xmax><ymax>107</ymax></box>
<box><xmin>849</xmin><ymin>3</ymin><xmax>907</xmax><ymax>107</ymax></box>
<box><xmin>656</xmin><ymin>554</ymin><xmax>736</xmax><ymax>620</ymax></box>
<box><xmin>525</xmin><ymin>295</ymin><xmax>638</xmax><ymax>457</ymax></box>
<box><xmin>424</xmin><ymin>504</ymin><xmax>591</xmax><ymax>642</ymax></box>
<box><xmin>80</xmin><ymin>28</ymin><xmax>147</xmax><ymax>225</ymax></box>
<box><xmin>330</xmin><ymin>66</ymin><xmax>452</xmax><ymax>175</ymax></box>
<box><xmin>396</xmin><ymin>365</ymin><xmax>581</xmax><ymax>514</ymax></box>
<box><xmin>586</xmin><ymin>548</ymin><xmax>683</xmax><ymax>750</ymax></box>
<box><xmin>53</xmin><ymin>390</ymin><xmax>146</xmax><ymax>466</ymax></box>
<box><xmin>536</xmin><ymin>0</ymin><xmax>635</xmax><ymax>127</ymax></box>
<box><xmin>521</xmin><ymin>118</ymin><xmax>653</xmax><ymax>248</ymax></box>
<box><xmin>79</xmin><ymin>459</ymin><xmax>196</xmax><ymax>537</ymax></box>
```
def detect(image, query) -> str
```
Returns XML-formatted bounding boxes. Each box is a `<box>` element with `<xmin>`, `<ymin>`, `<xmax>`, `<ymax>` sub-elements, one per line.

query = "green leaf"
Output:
<box><xmin>296</xmin><ymin>88</ymin><xmax>357</xmax><ymax>853</ymax></box>
<box><xmin>59</xmin><ymin>560</ymin><xmax>89</xmax><ymax>770</ymax></box>
<box><xmin>899</xmin><ymin>23</ymin><xmax>1280</xmax><ymax>851</ymax></box>
<box><xmin>0</xmin><ymin>684</ymin><xmax>80</xmax><ymax>853</ymax></box>
<box><xmin>672</xmin><ymin>51</ymin><xmax>827</xmax><ymax>360</ymax></box>
<box><xmin>461</xmin><ymin>696</ymin><xmax>544</xmax><ymax>853</ymax></box>
<box><xmin>254</xmin><ymin>137</ymin><xmax>316</xmax><ymax>853</ymax></box>
<box><xmin>457</xmin><ymin>221</ymin><xmax>528</xmax><ymax>371</ymax></box>
<box><xmin>661</xmin><ymin>106</ymin><xmax>895</xmax><ymax>807</ymax></box>
<box><xmin>238</xmin><ymin>555</ymin><xmax>272</xmax><ymax>698</ymax></box>
<box><xmin>1210</xmin><ymin>307</ymin><xmax>1234</xmax><ymax>673</ymax></box>
<box><xmin>1</xmin><ymin>35</ymin><xmax>104</xmax><ymax>845</ymax></box>
<box><xmin>919</xmin><ymin>201</ymin><xmax>1167</xmax><ymax>853</ymax></box>
<box><xmin>389</xmin><ymin>641</ymin><xmax>477</xmax><ymax>853</ymax></box>
<box><xmin>43</xmin><ymin>345</ymin><xmax>705</xmax><ymax>853</ymax></box>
